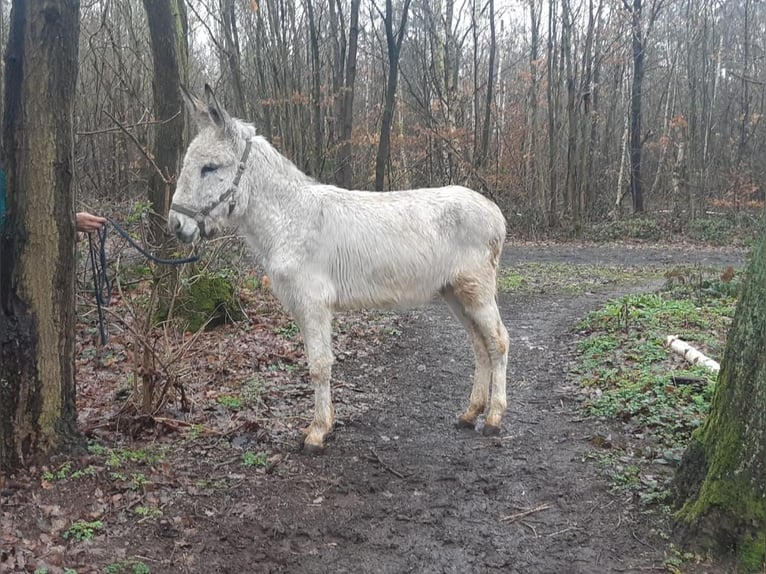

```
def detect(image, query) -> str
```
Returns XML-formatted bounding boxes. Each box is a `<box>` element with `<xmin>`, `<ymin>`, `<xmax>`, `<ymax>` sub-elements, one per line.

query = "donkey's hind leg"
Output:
<box><xmin>293</xmin><ymin>303</ymin><xmax>335</xmax><ymax>453</ymax></box>
<box><xmin>449</xmin><ymin>277</ymin><xmax>510</xmax><ymax>435</ymax></box>
<box><xmin>442</xmin><ymin>286</ymin><xmax>491</xmax><ymax>429</ymax></box>
<box><xmin>470</xmin><ymin>300</ymin><xmax>509</xmax><ymax>435</ymax></box>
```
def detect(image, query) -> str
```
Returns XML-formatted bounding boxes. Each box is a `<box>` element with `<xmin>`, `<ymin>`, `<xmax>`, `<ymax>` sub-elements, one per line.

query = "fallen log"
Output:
<box><xmin>664</xmin><ymin>335</ymin><xmax>720</xmax><ymax>373</ymax></box>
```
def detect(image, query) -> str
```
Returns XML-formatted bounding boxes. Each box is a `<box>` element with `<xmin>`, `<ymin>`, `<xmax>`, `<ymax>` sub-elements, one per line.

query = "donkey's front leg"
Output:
<box><xmin>295</xmin><ymin>306</ymin><xmax>335</xmax><ymax>453</ymax></box>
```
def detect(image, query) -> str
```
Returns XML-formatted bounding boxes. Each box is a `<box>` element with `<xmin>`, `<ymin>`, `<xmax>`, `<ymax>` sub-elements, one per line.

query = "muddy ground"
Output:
<box><xmin>1</xmin><ymin>243</ymin><xmax>747</xmax><ymax>574</ymax></box>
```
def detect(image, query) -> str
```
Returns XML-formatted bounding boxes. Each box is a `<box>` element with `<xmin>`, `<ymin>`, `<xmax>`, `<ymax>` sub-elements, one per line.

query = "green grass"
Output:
<box><xmin>574</xmin><ymin>267</ymin><xmax>739</xmax><ymax>499</ymax></box>
<box><xmin>104</xmin><ymin>446</ymin><xmax>168</xmax><ymax>469</ymax></box>
<box><xmin>242</xmin><ymin>451</ymin><xmax>269</xmax><ymax>468</ymax></box>
<box><xmin>498</xmin><ymin>262</ymin><xmax>661</xmax><ymax>295</ymax></box>
<box><xmin>42</xmin><ymin>461</ymin><xmax>97</xmax><ymax>482</ymax></box>
<box><xmin>217</xmin><ymin>394</ymin><xmax>244</xmax><ymax>410</ymax></box>
<box><xmin>105</xmin><ymin>560</ymin><xmax>151</xmax><ymax>574</ymax></box>
<box><xmin>63</xmin><ymin>520</ymin><xmax>103</xmax><ymax>542</ymax></box>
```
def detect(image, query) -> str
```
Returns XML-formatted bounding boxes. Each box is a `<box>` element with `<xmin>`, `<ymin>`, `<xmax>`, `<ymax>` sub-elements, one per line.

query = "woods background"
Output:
<box><xmin>1</xmin><ymin>0</ymin><xmax>764</xmax><ymax>235</ymax></box>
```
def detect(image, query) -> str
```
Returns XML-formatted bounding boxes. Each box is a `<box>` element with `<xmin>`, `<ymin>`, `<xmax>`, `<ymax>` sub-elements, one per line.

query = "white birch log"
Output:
<box><xmin>665</xmin><ymin>335</ymin><xmax>720</xmax><ymax>373</ymax></box>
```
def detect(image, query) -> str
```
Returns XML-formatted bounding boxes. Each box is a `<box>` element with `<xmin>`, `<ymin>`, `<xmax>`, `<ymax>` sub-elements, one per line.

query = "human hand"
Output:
<box><xmin>76</xmin><ymin>212</ymin><xmax>107</xmax><ymax>233</ymax></box>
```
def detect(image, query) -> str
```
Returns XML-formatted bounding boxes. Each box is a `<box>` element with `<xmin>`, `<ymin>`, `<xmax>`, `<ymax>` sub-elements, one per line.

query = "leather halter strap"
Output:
<box><xmin>170</xmin><ymin>138</ymin><xmax>254</xmax><ymax>225</ymax></box>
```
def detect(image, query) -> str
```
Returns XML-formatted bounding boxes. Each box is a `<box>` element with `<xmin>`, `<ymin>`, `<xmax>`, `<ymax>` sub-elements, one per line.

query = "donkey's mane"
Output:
<box><xmin>230</xmin><ymin>117</ymin><xmax>315</xmax><ymax>190</ymax></box>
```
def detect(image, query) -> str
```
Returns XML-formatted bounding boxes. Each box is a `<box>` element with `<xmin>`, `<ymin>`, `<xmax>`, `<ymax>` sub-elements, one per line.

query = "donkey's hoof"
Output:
<box><xmin>300</xmin><ymin>439</ymin><xmax>326</xmax><ymax>455</ymax></box>
<box><xmin>455</xmin><ymin>416</ymin><xmax>477</xmax><ymax>430</ymax></box>
<box><xmin>482</xmin><ymin>423</ymin><xmax>501</xmax><ymax>436</ymax></box>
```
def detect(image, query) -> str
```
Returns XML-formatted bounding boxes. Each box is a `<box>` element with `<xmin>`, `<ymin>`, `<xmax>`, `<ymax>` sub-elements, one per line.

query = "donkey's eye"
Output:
<box><xmin>201</xmin><ymin>165</ymin><xmax>218</xmax><ymax>176</ymax></box>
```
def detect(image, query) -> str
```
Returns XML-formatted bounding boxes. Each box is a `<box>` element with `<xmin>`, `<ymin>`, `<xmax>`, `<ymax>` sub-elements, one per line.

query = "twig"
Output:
<box><xmin>77</xmin><ymin>112</ymin><xmax>178</xmax><ymax>136</ymax></box>
<box><xmin>103</xmin><ymin>109</ymin><xmax>174</xmax><ymax>184</ymax></box>
<box><xmin>548</xmin><ymin>526</ymin><xmax>577</xmax><ymax>537</ymax></box>
<box><xmin>520</xmin><ymin>520</ymin><xmax>538</xmax><ymax>537</ymax></box>
<box><xmin>368</xmin><ymin>448</ymin><xmax>406</xmax><ymax>479</ymax></box>
<box><xmin>632</xmin><ymin>530</ymin><xmax>656</xmax><ymax>550</ymax></box>
<box><xmin>500</xmin><ymin>503</ymin><xmax>552</xmax><ymax>523</ymax></box>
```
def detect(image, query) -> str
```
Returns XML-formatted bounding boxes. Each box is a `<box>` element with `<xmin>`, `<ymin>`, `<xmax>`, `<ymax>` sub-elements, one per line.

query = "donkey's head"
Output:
<box><xmin>169</xmin><ymin>84</ymin><xmax>250</xmax><ymax>243</ymax></box>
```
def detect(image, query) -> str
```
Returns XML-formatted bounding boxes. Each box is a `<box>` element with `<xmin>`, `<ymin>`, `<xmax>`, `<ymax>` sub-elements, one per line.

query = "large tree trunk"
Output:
<box><xmin>142</xmin><ymin>0</ymin><xmax>188</xmax><ymax>242</ymax></box>
<box><xmin>672</xmin><ymin>213</ymin><xmax>766</xmax><ymax>571</ymax></box>
<box><xmin>0</xmin><ymin>0</ymin><xmax>81</xmax><ymax>472</ymax></box>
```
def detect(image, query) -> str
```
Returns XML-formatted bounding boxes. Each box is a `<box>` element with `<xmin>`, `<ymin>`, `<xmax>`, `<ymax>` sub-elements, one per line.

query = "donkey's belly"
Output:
<box><xmin>331</xmin><ymin>266</ymin><xmax>444</xmax><ymax>311</ymax></box>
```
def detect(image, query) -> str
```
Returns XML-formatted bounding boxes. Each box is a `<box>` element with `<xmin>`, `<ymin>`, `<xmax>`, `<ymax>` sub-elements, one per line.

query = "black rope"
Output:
<box><xmin>85</xmin><ymin>217</ymin><xmax>201</xmax><ymax>345</ymax></box>
<box><xmin>106</xmin><ymin>217</ymin><xmax>200</xmax><ymax>265</ymax></box>
<box><xmin>87</xmin><ymin>225</ymin><xmax>110</xmax><ymax>346</ymax></box>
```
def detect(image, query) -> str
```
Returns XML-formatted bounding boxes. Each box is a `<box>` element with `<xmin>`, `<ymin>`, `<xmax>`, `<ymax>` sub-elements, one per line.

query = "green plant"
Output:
<box><xmin>63</xmin><ymin>520</ymin><xmax>103</xmax><ymax>542</ymax></box>
<box><xmin>575</xmin><ymin>280</ymin><xmax>736</xmax><ymax>505</ymax></box>
<box><xmin>274</xmin><ymin>321</ymin><xmax>299</xmax><ymax>339</ymax></box>
<box><xmin>134</xmin><ymin>506</ymin><xmax>163</xmax><ymax>518</ymax></box>
<box><xmin>217</xmin><ymin>394</ymin><xmax>243</xmax><ymax>410</ymax></box>
<box><xmin>130</xmin><ymin>472</ymin><xmax>150</xmax><ymax>490</ymax></box>
<box><xmin>43</xmin><ymin>462</ymin><xmax>73</xmax><ymax>481</ymax></box>
<box><xmin>103</xmin><ymin>446</ymin><xmax>168</xmax><ymax>469</ymax></box>
<box><xmin>105</xmin><ymin>560</ymin><xmax>151</xmax><ymax>574</ymax></box>
<box><xmin>687</xmin><ymin>217</ymin><xmax>734</xmax><ymax>245</ymax></box>
<box><xmin>242</xmin><ymin>451</ymin><xmax>268</xmax><ymax>468</ymax></box>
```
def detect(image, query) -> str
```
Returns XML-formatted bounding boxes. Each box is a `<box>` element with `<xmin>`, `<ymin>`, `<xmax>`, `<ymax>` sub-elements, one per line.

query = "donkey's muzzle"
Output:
<box><xmin>168</xmin><ymin>211</ymin><xmax>198</xmax><ymax>244</ymax></box>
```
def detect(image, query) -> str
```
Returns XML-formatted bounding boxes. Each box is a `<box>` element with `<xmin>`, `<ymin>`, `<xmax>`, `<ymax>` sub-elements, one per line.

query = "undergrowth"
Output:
<box><xmin>574</xmin><ymin>266</ymin><xmax>739</xmax><ymax>505</ymax></box>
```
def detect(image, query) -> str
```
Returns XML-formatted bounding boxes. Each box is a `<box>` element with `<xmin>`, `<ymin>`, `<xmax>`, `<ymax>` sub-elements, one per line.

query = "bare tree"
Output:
<box><xmin>336</xmin><ymin>0</ymin><xmax>361</xmax><ymax>188</ymax></box>
<box><xmin>623</xmin><ymin>0</ymin><xmax>664</xmax><ymax>213</ymax></box>
<box><xmin>374</xmin><ymin>0</ymin><xmax>412</xmax><ymax>191</ymax></box>
<box><xmin>475</xmin><ymin>0</ymin><xmax>496</xmax><ymax>169</ymax></box>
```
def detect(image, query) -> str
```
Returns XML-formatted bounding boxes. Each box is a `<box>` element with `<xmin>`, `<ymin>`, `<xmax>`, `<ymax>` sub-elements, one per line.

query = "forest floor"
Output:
<box><xmin>0</xmin><ymin>241</ymin><xmax>748</xmax><ymax>574</ymax></box>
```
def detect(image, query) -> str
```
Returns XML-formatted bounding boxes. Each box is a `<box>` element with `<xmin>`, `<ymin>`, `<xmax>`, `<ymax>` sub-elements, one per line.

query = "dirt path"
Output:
<box><xmin>2</xmin><ymin>243</ymin><xmax>746</xmax><ymax>574</ymax></box>
<box><xmin>159</xmin><ymin>244</ymin><xmax>743</xmax><ymax>574</ymax></box>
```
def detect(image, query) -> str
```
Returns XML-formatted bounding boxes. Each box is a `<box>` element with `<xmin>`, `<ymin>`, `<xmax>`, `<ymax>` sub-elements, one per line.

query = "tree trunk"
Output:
<box><xmin>305</xmin><ymin>0</ymin><xmax>323</xmax><ymax>178</ymax></box>
<box><xmin>142</xmin><ymin>0</ymin><xmax>188</xmax><ymax>243</ymax></box>
<box><xmin>337</xmin><ymin>0</ymin><xmax>360</xmax><ymax>189</ymax></box>
<box><xmin>524</xmin><ymin>0</ymin><xmax>542</xmax><ymax>215</ymax></box>
<box><xmin>672</xmin><ymin>213</ymin><xmax>766</xmax><ymax>571</ymax></box>
<box><xmin>628</xmin><ymin>0</ymin><xmax>645</xmax><ymax>213</ymax></box>
<box><xmin>562</xmin><ymin>0</ymin><xmax>579</xmax><ymax>228</ymax></box>
<box><xmin>546</xmin><ymin>0</ymin><xmax>559</xmax><ymax>226</ymax></box>
<box><xmin>0</xmin><ymin>0</ymin><xmax>81</xmax><ymax>472</ymax></box>
<box><xmin>374</xmin><ymin>0</ymin><xmax>412</xmax><ymax>191</ymax></box>
<box><xmin>220</xmin><ymin>0</ymin><xmax>247</xmax><ymax>118</ymax></box>
<box><xmin>476</xmin><ymin>0</ymin><xmax>496</xmax><ymax>169</ymax></box>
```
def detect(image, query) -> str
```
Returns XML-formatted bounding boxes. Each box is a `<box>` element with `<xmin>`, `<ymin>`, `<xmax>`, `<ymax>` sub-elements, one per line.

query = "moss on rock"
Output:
<box><xmin>174</xmin><ymin>272</ymin><xmax>243</xmax><ymax>332</ymax></box>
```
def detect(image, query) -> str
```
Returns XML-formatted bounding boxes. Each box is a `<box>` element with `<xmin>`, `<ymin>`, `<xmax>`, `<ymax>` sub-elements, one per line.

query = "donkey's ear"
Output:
<box><xmin>203</xmin><ymin>83</ymin><xmax>230</xmax><ymax>132</ymax></box>
<box><xmin>180</xmin><ymin>84</ymin><xmax>214</xmax><ymax>129</ymax></box>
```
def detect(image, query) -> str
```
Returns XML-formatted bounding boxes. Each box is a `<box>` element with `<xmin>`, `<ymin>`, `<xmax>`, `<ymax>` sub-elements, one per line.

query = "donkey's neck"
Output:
<box><xmin>235</xmin><ymin>133</ymin><xmax>317</xmax><ymax>267</ymax></box>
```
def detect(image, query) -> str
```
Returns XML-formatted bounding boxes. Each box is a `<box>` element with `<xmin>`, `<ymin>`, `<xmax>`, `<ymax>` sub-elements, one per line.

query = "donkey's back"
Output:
<box><xmin>287</xmin><ymin>184</ymin><xmax>506</xmax><ymax>312</ymax></box>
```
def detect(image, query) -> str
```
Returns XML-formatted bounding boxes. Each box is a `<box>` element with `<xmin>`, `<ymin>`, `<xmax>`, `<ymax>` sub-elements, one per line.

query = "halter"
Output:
<box><xmin>170</xmin><ymin>137</ymin><xmax>254</xmax><ymax>236</ymax></box>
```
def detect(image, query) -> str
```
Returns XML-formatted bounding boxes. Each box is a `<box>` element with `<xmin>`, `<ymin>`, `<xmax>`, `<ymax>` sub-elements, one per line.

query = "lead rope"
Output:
<box><xmin>85</xmin><ymin>217</ymin><xmax>201</xmax><ymax>345</ymax></box>
<box><xmin>86</xmin><ymin>225</ymin><xmax>110</xmax><ymax>345</ymax></box>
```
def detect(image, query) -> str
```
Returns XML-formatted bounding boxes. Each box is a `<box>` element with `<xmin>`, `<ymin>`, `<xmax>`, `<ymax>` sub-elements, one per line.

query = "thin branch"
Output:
<box><xmin>500</xmin><ymin>503</ymin><xmax>552</xmax><ymax>522</ymax></box>
<box><xmin>77</xmin><ymin>111</ymin><xmax>179</xmax><ymax>136</ymax></box>
<box><xmin>368</xmin><ymin>447</ymin><xmax>406</xmax><ymax>478</ymax></box>
<box><xmin>103</xmin><ymin>109</ymin><xmax>173</xmax><ymax>185</ymax></box>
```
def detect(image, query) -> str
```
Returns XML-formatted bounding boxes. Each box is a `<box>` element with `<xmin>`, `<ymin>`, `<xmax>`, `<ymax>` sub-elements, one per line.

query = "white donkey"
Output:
<box><xmin>169</xmin><ymin>85</ymin><xmax>510</xmax><ymax>453</ymax></box>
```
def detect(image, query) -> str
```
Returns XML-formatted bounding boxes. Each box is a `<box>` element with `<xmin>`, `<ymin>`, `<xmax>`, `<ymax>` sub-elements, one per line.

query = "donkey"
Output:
<box><xmin>169</xmin><ymin>85</ymin><xmax>510</xmax><ymax>452</ymax></box>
